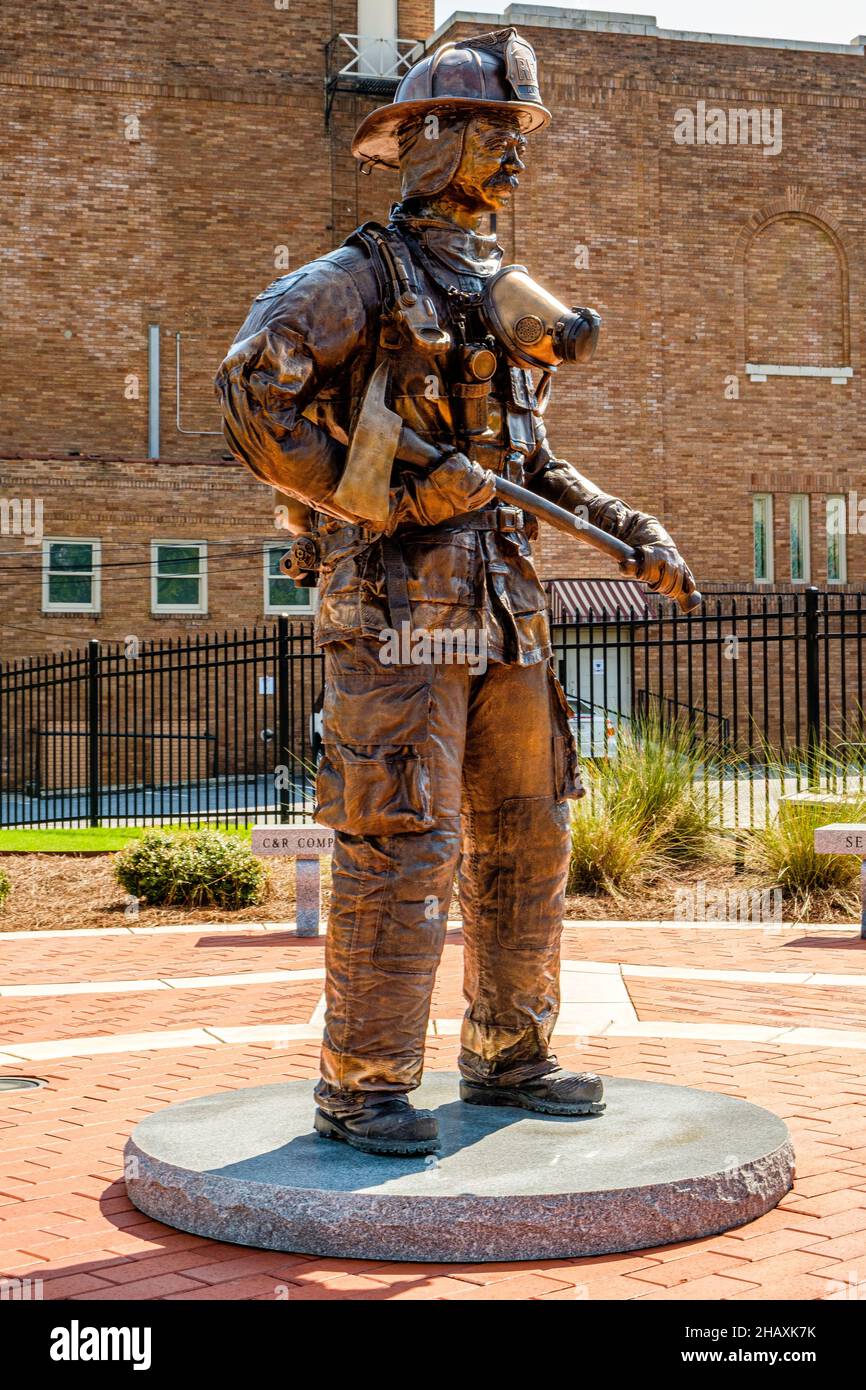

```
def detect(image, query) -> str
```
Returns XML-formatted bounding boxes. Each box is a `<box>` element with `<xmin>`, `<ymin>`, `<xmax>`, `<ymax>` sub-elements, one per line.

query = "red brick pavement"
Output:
<box><xmin>1</xmin><ymin>1035</ymin><xmax>865</xmax><ymax>1301</ymax></box>
<box><xmin>0</xmin><ymin>929</ymin><xmax>326</xmax><ymax>987</ymax></box>
<box><xmin>628</xmin><ymin>977</ymin><xmax>866</xmax><ymax>1031</ymax></box>
<box><xmin>560</xmin><ymin>925</ymin><xmax>866</xmax><ymax>974</ymax></box>
<box><xmin>1</xmin><ymin>923</ymin><xmax>862</xmax><ymax>989</ymax></box>
<box><xmin>0</xmin><ymin>921</ymin><xmax>865</xmax><ymax>1300</ymax></box>
<box><xmin>0</xmin><ymin>981</ymin><xmax>325</xmax><ymax>1046</ymax></box>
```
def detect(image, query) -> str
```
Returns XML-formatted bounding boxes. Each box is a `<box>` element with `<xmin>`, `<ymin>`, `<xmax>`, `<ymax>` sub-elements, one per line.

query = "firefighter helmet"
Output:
<box><xmin>352</xmin><ymin>27</ymin><xmax>551</xmax><ymax>171</ymax></box>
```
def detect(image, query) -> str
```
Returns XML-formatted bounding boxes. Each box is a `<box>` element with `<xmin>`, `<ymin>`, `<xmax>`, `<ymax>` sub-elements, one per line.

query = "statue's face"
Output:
<box><xmin>447</xmin><ymin>115</ymin><xmax>527</xmax><ymax>214</ymax></box>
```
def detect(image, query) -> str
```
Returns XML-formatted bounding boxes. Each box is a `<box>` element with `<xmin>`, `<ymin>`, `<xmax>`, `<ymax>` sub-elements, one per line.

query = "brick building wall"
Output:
<box><xmin>1</xmin><ymin>4</ymin><xmax>865</xmax><ymax>661</ymax></box>
<box><xmin>0</xmin><ymin>0</ymin><xmax>424</xmax><ymax>658</ymax></box>
<box><xmin>0</xmin><ymin>457</ymin><xmax>292</xmax><ymax>655</ymax></box>
<box><xmin>429</xmin><ymin>9</ymin><xmax>866</xmax><ymax>596</ymax></box>
<box><xmin>0</xmin><ymin>0</ymin><xmax>421</xmax><ymax>465</ymax></box>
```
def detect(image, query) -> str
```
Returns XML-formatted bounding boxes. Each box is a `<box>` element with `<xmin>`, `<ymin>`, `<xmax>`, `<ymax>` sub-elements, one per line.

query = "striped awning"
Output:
<box><xmin>547</xmin><ymin>578</ymin><xmax>654</xmax><ymax>624</ymax></box>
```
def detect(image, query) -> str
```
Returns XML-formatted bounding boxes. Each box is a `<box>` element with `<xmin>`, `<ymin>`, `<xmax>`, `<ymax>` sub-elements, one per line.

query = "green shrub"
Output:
<box><xmin>587</xmin><ymin>711</ymin><xmax>722</xmax><ymax>860</ymax></box>
<box><xmin>114</xmin><ymin>829</ymin><xmax>268</xmax><ymax>909</ymax></box>
<box><xmin>748</xmin><ymin>775</ymin><xmax>866</xmax><ymax>919</ymax></box>
<box><xmin>568</xmin><ymin>712</ymin><xmax>724</xmax><ymax>894</ymax></box>
<box><xmin>0</xmin><ymin>867</ymin><xmax>10</xmax><ymax>910</ymax></box>
<box><xmin>567</xmin><ymin>798</ymin><xmax>661</xmax><ymax>896</ymax></box>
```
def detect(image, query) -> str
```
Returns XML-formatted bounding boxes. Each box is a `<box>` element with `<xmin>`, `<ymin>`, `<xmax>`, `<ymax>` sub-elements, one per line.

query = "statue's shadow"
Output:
<box><xmin>209</xmin><ymin>1099</ymin><xmax>604</xmax><ymax>1193</ymax></box>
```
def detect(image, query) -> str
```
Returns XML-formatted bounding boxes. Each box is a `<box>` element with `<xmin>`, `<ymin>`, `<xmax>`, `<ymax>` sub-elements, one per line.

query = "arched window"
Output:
<box><xmin>736</xmin><ymin>196</ymin><xmax>851</xmax><ymax>385</ymax></box>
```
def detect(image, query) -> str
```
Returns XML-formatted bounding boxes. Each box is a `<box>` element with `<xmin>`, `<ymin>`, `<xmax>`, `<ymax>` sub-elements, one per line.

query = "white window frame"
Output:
<box><xmin>746</xmin><ymin>363</ymin><xmax>852</xmax><ymax>386</ymax></box>
<box><xmin>752</xmin><ymin>494</ymin><xmax>774</xmax><ymax>584</ymax></box>
<box><xmin>826</xmin><ymin>494</ymin><xmax>848</xmax><ymax>584</ymax></box>
<box><xmin>150</xmin><ymin>540</ymin><xmax>208</xmax><ymax>614</ymax></box>
<box><xmin>789</xmin><ymin>494</ymin><xmax>811</xmax><ymax>584</ymax></box>
<box><xmin>42</xmin><ymin>538</ymin><xmax>101</xmax><ymax>613</ymax></box>
<box><xmin>263</xmin><ymin>544</ymin><xmax>317</xmax><ymax>616</ymax></box>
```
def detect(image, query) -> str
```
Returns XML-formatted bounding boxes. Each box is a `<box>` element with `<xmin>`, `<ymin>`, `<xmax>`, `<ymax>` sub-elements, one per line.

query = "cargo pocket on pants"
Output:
<box><xmin>496</xmin><ymin>797</ymin><xmax>571</xmax><ymax>951</ymax></box>
<box><xmin>314</xmin><ymin>662</ymin><xmax>435</xmax><ymax>836</ymax></box>
<box><xmin>315</xmin><ymin>745</ymin><xmax>434</xmax><ymax>836</ymax></box>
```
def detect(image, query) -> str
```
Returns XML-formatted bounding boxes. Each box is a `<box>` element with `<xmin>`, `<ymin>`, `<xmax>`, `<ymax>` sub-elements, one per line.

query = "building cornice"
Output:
<box><xmin>431</xmin><ymin>6</ymin><xmax>866</xmax><ymax>57</ymax></box>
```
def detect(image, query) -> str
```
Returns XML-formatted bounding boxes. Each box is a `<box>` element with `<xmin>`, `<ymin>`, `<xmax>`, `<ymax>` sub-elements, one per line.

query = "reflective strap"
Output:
<box><xmin>381</xmin><ymin>536</ymin><xmax>413</xmax><ymax>633</ymax></box>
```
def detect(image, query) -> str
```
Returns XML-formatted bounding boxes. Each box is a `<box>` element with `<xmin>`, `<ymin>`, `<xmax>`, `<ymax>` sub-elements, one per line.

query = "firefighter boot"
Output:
<box><xmin>314</xmin><ymin>1093</ymin><xmax>441</xmax><ymax>1157</ymax></box>
<box><xmin>460</xmin><ymin>1066</ymin><xmax>605</xmax><ymax>1116</ymax></box>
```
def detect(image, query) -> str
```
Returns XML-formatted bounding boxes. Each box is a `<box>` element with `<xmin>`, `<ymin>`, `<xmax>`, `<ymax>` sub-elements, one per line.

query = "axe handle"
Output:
<box><xmin>395</xmin><ymin>428</ymin><xmax>702</xmax><ymax>615</ymax></box>
<box><xmin>493</xmin><ymin>476</ymin><xmax>703</xmax><ymax>616</ymax></box>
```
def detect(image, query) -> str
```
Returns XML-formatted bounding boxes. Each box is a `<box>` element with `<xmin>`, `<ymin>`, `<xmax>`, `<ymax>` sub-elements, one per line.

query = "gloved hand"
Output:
<box><xmin>385</xmin><ymin>452</ymin><xmax>496</xmax><ymax>534</ymax></box>
<box><xmin>620</xmin><ymin>543</ymin><xmax>696</xmax><ymax>603</ymax></box>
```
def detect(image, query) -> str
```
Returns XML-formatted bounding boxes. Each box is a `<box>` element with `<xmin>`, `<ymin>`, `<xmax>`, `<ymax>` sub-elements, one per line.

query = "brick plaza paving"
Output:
<box><xmin>2</xmin><ymin>919</ymin><xmax>866</xmax><ymax>1301</ymax></box>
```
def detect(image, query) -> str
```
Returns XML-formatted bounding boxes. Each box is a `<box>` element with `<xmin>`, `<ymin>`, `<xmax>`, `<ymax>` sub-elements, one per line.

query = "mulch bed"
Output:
<box><xmin>0</xmin><ymin>853</ymin><xmax>858</xmax><ymax>931</ymax></box>
<box><xmin>0</xmin><ymin>854</ymin><xmax>303</xmax><ymax>932</ymax></box>
<box><xmin>566</xmin><ymin>858</ymin><xmax>823</xmax><ymax>921</ymax></box>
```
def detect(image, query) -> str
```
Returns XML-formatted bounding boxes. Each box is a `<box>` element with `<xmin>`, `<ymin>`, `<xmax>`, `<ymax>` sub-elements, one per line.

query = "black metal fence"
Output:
<box><xmin>552</xmin><ymin>586</ymin><xmax>866</xmax><ymax>828</ymax></box>
<box><xmin>1</xmin><ymin>588</ymin><xmax>865</xmax><ymax>830</ymax></box>
<box><xmin>0</xmin><ymin>616</ymin><xmax>321</xmax><ymax>828</ymax></box>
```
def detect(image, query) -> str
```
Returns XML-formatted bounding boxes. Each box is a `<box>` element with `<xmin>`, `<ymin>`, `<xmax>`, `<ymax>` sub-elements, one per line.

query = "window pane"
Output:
<box><xmin>49</xmin><ymin>574</ymin><xmax>92</xmax><ymax>605</ymax></box>
<box><xmin>789</xmin><ymin>495</ymin><xmax>809</xmax><ymax>582</ymax></box>
<box><xmin>269</xmin><ymin>575</ymin><xmax>308</xmax><ymax>607</ymax></box>
<box><xmin>268</xmin><ymin>548</ymin><xmax>288</xmax><ymax>577</ymax></box>
<box><xmin>50</xmin><ymin>542</ymin><xmax>92</xmax><ymax>573</ymax></box>
<box><xmin>157</xmin><ymin>576</ymin><xmax>199</xmax><ymax>606</ymax></box>
<box><xmin>790</xmin><ymin>502</ymin><xmax>803</xmax><ymax>580</ymax></box>
<box><xmin>267</xmin><ymin>549</ymin><xmax>308</xmax><ymax>608</ymax></box>
<box><xmin>827</xmin><ymin>497</ymin><xmax>845</xmax><ymax>582</ymax></box>
<box><xmin>157</xmin><ymin>545</ymin><xmax>199</xmax><ymax>576</ymax></box>
<box><xmin>754</xmin><ymin>523</ymin><xmax>765</xmax><ymax>578</ymax></box>
<box><xmin>753</xmin><ymin>498</ymin><xmax>768</xmax><ymax>580</ymax></box>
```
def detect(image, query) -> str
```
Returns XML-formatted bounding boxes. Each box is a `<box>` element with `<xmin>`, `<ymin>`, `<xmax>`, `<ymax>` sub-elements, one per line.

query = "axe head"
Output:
<box><xmin>331</xmin><ymin>361</ymin><xmax>402</xmax><ymax>529</ymax></box>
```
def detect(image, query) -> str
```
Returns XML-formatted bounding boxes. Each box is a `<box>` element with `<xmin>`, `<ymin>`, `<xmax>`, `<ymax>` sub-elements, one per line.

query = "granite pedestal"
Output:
<box><xmin>124</xmin><ymin>1073</ymin><xmax>794</xmax><ymax>1263</ymax></box>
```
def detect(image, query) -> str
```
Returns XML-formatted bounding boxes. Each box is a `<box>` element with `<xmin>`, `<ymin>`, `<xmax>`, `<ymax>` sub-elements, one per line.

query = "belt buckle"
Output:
<box><xmin>497</xmin><ymin>505</ymin><xmax>523</xmax><ymax>533</ymax></box>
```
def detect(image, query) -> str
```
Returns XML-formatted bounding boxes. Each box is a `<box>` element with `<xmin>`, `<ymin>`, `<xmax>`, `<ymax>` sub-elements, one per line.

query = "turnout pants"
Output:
<box><xmin>313</xmin><ymin>638</ymin><xmax>582</xmax><ymax>1116</ymax></box>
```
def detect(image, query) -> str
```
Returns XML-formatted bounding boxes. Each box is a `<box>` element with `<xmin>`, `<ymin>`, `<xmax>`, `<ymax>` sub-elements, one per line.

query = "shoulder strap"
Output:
<box><xmin>343</xmin><ymin>221</ymin><xmax>408</xmax><ymax>311</ymax></box>
<box><xmin>343</xmin><ymin>221</ymin><xmax>450</xmax><ymax>355</ymax></box>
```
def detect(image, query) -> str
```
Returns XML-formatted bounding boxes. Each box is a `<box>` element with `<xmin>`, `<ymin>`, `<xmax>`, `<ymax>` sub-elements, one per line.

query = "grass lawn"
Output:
<box><xmin>0</xmin><ymin>825</ymin><xmax>253</xmax><ymax>853</ymax></box>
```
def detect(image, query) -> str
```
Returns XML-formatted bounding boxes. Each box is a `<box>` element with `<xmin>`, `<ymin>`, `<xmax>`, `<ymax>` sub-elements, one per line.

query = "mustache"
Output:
<box><xmin>486</xmin><ymin>170</ymin><xmax>520</xmax><ymax>189</ymax></box>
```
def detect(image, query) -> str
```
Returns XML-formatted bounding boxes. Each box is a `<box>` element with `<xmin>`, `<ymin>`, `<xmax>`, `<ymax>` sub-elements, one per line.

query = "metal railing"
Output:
<box><xmin>326</xmin><ymin>32</ymin><xmax>421</xmax><ymax>80</ymax></box>
<box><xmin>634</xmin><ymin>691</ymin><xmax>730</xmax><ymax>748</ymax></box>
<box><xmin>0</xmin><ymin>617</ymin><xmax>321</xmax><ymax>829</ymax></box>
<box><xmin>324</xmin><ymin>32</ymin><xmax>422</xmax><ymax>122</ymax></box>
<box><xmin>2</xmin><ymin>589</ymin><xmax>866</xmax><ymax>830</ymax></box>
<box><xmin>552</xmin><ymin>585</ymin><xmax>866</xmax><ymax>828</ymax></box>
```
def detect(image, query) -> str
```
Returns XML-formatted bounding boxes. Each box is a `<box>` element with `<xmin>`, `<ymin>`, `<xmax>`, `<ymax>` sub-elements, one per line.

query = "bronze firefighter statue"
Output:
<box><xmin>216</xmin><ymin>28</ymin><xmax>697</xmax><ymax>1157</ymax></box>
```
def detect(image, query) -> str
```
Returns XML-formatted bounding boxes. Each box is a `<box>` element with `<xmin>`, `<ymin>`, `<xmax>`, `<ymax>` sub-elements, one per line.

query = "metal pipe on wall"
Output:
<box><xmin>147</xmin><ymin>324</ymin><xmax>160</xmax><ymax>459</ymax></box>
